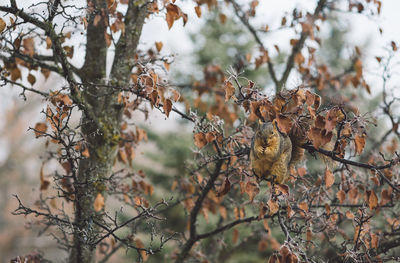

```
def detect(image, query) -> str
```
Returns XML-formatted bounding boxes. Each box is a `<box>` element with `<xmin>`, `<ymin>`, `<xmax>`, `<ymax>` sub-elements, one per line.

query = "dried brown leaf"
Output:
<box><xmin>155</xmin><ymin>41</ymin><xmax>163</xmax><ymax>52</ymax></box>
<box><xmin>354</xmin><ymin>134</ymin><xmax>366</xmax><ymax>155</ymax></box>
<box><xmin>298</xmin><ymin>202</ymin><xmax>309</xmax><ymax>212</ymax></box>
<box><xmin>245</xmin><ymin>181</ymin><xmax>259</xmax><ymax>202</ymax></box>
<box><xmin>217</xmin><ymin>177</ymin><xmax>231</xmax><ymax>197</ymax></box>
<box><xmin>194</xmin><ymin>6</ymin><xmax>201</xmax><ymax>18</ymax></box>
<box><xmin>194</xmin><ymin>132</ymin><xmax>207</xmax><ymax>149</ymax></box>
<box><xmin>325</xmin><ymin>168</ymin><xmax>334</xmax><ymax>188</ymax></box>
<box><xmin>163</xmin><ymin>98</ymin><xmax>172</xmax><ymax>117</ymax></box>
<box><xmin>94</xmin><ymin>193</ymin><xmax>105</xmax><ymax>212</ymax></box>
<box><xmin>0</xmin><ymin>18</ymin><xmax>6</xmax><ymax>33</ymax></box>
<box><xmin>336</xmin><ymin>190</ymin><xmax>346</xmax><ymax>204</ymax></box>
<box><xmin>224</xmin><ymin>81</ymin><xmax>235</xmax><ymax>102</ymax></box>
<box><xmin>267</xmin><ymin>199</ymin><xmax>279</xmax><ymax>215</ymax></box>
<box><xmin>34</xmin><ymin>122</ymin><xmax>48</xmax><ymax>138</ymax></box>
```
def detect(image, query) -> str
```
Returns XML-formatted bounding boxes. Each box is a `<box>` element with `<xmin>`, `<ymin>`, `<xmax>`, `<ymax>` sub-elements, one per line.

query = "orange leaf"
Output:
<box><xmin>134</xmin><ymin>196</ymin><xmax>142</xmax><ymax>206</ymax></box>
<box><xmin>381</xmin><ymin>189</ymin><xmax>392</xmax><ymax>206</ymax></box>
<box><xmin>336</xmin><ymin>190</ymin><xmax>346</xmax><ymax>204</ymax></box>
<box><xmin>371</xmin><ymin>233</ymin><xmax>379</xmax><ymax>249</ymax></box>
<box><xmin>11</xmin><ymin>67</ymin><xmax>21</xmax><ymax>81</ymax></box>
<box><xmin>118</xmin><ymin>149</ymin><xmax>128</xmax><ymax>164</ymax></box>
<box><xmin>263</xmin><ymin>219</ymin><xmax>270</xmax><ymax>232</ymax></box>
<box><xmin>224</xmin><ymin>81</ymin><xmax>235</xmax><ymax>102</ymax></box>
<box><xmin>82</xmin><ymin>146</ymin><xmax>90</xmax><ymax>158</ymax></box>
<box><xmin>267</xmin><ymin>199</ymin><xmax>279</xmax><ymax>215</ymax></box>
<box><xmin>166</xmin><ymin>4</ymin><xmax>181</xmax><ymax>29</ymax></box>
<box><xmin>276</xmin><ymin>115</ymin><xmax>292</xmax><ymax>134</ymax></box>
<box><xmin>155</xmin><ymin>41</ymin><xmax>163</xmax><ymax>52</ymax></box>
<box><xmin>94</xmin><ymin>193</ymin><xmax>105</xmax><ymax>212</ymax></box>
<box><xmin>349</xmin><ymin>187</ymin><xmax>358</xmax><ymax>204</ymax></box>
<box><xmin>297</xmin><ymin>167</ymin><xmax>307</xmax><ymax>177</ymax></box>
<box><xmin>194</xmin><ymin>132</ymin><xmax>207</xmax><ymax>148</ymax></box>
<box><xmin>298</xmin><ymin>202</ymin><xmax>309</xmax><ymax>212</ymax></box>
<box><xmin>217</xmin><ymin>177</ymin><xmax>231</xmax><ymax>197</ymax></box>
<box><xmin>234</xmin><ymin>207</ymin><xmax>240</xmax><ymax>219</ymax></box>
<box><xmin>287</xmin><ymin>205</ymin><xmax>295</xmax><ymax>218</ymax></box>
<box><xmin>308</xmin><ymin>127</ymin><xmax>333</xmax><ymax>149</ymax></box>
<box><xmin>205</xmin><ymin>132</ymin><xmax>216</xmax><ymax>143</ymax></box>
<box><xmin>219</xmin><ymin>13</ymin><xmax>227</xmax><ymax>24</ymax></box>
<box><xmin>23</xmin><ymin>37</ymin><xmax>35</xmax><ymax>56</ymax></box>
<box><xmin>164</xmin><ymin>61</ymin><xmax>170</xmax><ymax>71</ymax></box>
<box><xmin>34</xmin><ymin>122</ymin><xmax>48</xmax><ymax>138</ymax></box>
<box><xmin>135</xmin><ymin>238</ymin><xmax>149</xmax><ymax>261</ymax></box>
<box><xmin>367</xmin><ymin>190</ymin><xmax>378</xmax><ymax>210</ymax></box>
<box><xmin>0</xmin><ymin>18</ymin><xmax>6</xmax><ymax>33</ymax></box>
<box><xmin>341</xmin><ymin>123</ymin><xmax>352</xmax><ymax>137</ymax></box>
<box><xmin>276</xmin><ymin>184</ymin><xmax>289</xmax><ymax>195</ymax></box>
<box><xmin>354</xmin><ymin>58</ymin><xmax>363</xmax><ymax>78</ymax></box>
<box><xmin>325</xmin><ymin>168</ymin><xmax>334</xmax><ymax>188</ymax></box>
<box><xmin>27</xmin><ymin>74</ymin><xmax>36</xmax><ymax>86</ymax></box>
<box><xmin>170</xmin><ymin>89</ymin><xmax>180</xmax><ymax>102</ymax></box>
<box><xmin>391</xmin><ymin>41</ymin><xmax>397</xmax><ymax>51</ymax></box>
<box><xmin>325</xmin><ymin>203</ymin><xmax>331</xmax><ymax>215</ymax></box>
<box><xmin>63</xmin><ymin>46</ymin><xmax>74</xmax><ymax>58</ymax></box>
<box><xmin>354</xmin><ymin>134</ymin><xmax>366</xmax><ymax>155</ymax></box>
<box><xmin>163</xmin><ymin>98</ymin><xmax>172</xmax><ymax>117</ymax></box>
<box><xmin>294</xmin><ymin>52</ymin><xmax>305</xmax><ymax>65</ymax></box>
<box><xmin>149</xmin><ymin>90</ymin><xmax>159</xmax><ymax>107</ymax></box>
<box><xmin>40</xmin><ymin>165</ymin><xmax>50</xmax><ymax>191</ymax></box>
<box><xmin>346</xmin><ymin>210</ymin><xmax>354</xmax><ymax>219</ymax></box>
<box><xmin>245</xmin><ymin>181</ymin><xmax>259</xmax><ymax>202</ymax></box>
<box><xmin>194</xmin><ymin>6</ymin><xmax>201</xmax><ymax>18</ymax></box>
<box><xmin>219</xmin><ymin>206</ymin><xmax>227</xmax><ymax>220</ymax></box>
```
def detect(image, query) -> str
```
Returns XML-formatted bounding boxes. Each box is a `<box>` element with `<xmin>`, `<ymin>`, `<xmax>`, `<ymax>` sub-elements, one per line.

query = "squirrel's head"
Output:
<box><xmin>255</xmin><ymin>120</ymin><xmax>279</xmax><ymax>143</ymax></box>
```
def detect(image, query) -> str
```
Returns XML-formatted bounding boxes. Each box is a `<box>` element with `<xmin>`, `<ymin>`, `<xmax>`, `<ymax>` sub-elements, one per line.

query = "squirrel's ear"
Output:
<box><xmin>272</xmin><ymin>119</ymin><xmax>279</xmax><ymax>132</ymax></box>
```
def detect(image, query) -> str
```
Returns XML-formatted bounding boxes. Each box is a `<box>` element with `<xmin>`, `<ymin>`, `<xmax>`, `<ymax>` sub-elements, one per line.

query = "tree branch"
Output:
<box><xmin>197</xmin><ymin>214</ymin><xmax>271</xmax><ymax>240</ymax></box>
<box><xmin>278</xmin><ymin>0</ymin><xmax>327</xmax><ymax>91</ymax></box>
<box><xmin>302</xmin><ymin>143</ymin><xmax>400</xmax><ymax>193</ymax></box>
<box><xmin>175</xmin><ymin>159</ymin><xmax>224</xmax><ymax>263</ymax></box>
<box><xmin>227</xmin><ymin>0</ymin><xmax>279</xmax><ymax>88</ymax></box>
<box><xmin>110</xmin><ymin>1</ymin><xmax>149</xmax><ymax>84</ymax></box>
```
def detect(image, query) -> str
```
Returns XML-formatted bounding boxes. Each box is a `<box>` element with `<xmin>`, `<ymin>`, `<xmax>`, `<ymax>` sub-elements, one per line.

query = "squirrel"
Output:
<box><xmin>250</xmin><ymin>120</ymin><xmax>304</xmax><ymax>184</ymax></box>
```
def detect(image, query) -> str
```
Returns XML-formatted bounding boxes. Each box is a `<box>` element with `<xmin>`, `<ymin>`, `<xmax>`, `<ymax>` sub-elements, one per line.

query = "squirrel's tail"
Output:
<box><xmin>288</xmin><ymin>119</ymin><xmax>309</xmax><ymax>169</ymax></box>
<box><xmin>289</xmin><ymin>144</ymin><xmax>305</xmax><ymax>169</ymax></box>
<box><xmin>289</xmin><ymin>122</ymin><xmax>338</xmax><ymax>170</ymax></box>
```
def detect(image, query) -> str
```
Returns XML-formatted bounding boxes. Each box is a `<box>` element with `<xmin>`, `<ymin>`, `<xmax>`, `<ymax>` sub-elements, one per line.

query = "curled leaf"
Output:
<box><xmin>217</xmin><ymin>177</ymin><xmax>231</xmax><ymax>197</ymax></box>
<box><xmin>245</xmin><ymin>181</ymin><xmax>259</xmax><ymax>202</ymax></box>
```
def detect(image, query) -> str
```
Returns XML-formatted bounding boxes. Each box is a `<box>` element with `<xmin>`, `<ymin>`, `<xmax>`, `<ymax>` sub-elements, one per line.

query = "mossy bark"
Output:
<box><xmin>68</xmin><ymin>1</ymin><xmax>147</xmax><ymax>262</ymax></box>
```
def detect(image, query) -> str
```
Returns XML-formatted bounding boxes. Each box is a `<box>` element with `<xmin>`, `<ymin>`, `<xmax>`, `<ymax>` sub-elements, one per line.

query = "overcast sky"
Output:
<box><xmin>1</xmin><ymin>0</ymin><xmax>400</xmax><ymax>138</ymax></box>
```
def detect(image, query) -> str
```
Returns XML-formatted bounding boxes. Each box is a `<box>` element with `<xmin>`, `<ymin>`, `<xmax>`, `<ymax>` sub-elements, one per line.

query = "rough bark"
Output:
<box><xmin>68</xmin><ymin>1</ymin><xmax>148</xmax><ymax>262</ymax></box>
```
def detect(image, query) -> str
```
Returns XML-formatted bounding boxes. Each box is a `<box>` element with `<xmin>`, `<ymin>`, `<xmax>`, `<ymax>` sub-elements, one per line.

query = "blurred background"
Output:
<box><xmin>1</xmin><ymin>0</ymin><xmax>400</xmax><ymax>262</ymax></box>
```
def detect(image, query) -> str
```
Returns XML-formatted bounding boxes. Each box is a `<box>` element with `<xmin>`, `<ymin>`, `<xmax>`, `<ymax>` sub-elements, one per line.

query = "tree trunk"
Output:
<box><xmin>68</xmin><ymin>1</ymin><xmax>148</xmax><ymax>262</ymax></box>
